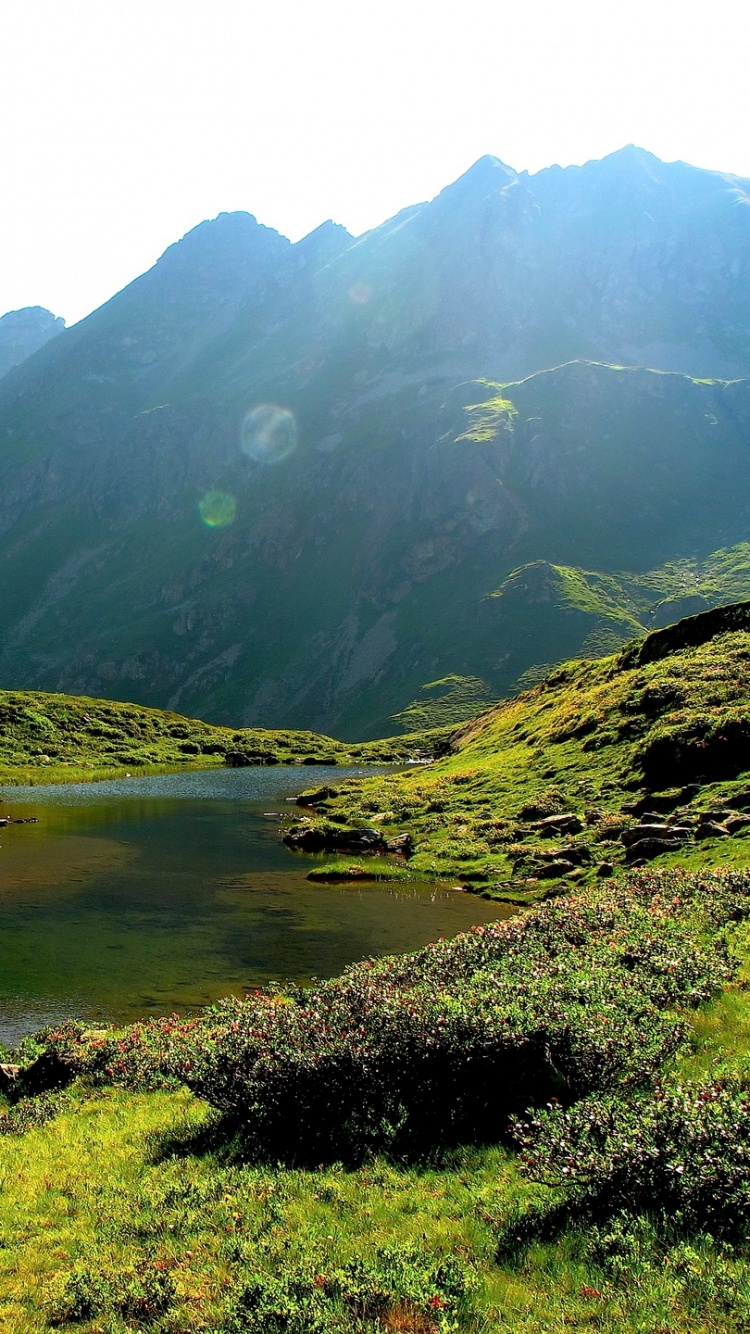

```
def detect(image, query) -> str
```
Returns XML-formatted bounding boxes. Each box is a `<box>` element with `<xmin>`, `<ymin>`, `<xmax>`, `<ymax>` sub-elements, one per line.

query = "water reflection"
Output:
<box><xmin>0</xmin><ymin>768</ymin><xmax>508</xmax><ymax>1041</ymax></box>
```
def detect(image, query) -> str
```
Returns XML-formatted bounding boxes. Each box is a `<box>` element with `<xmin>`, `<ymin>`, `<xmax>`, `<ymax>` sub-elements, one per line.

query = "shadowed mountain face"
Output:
<box><xmin>0</xmin><ymin>149</ymin><xmax>750</xmax><ymax>737</ymax></box>
<box><xmin>0</xmin><ymin>306</ymin><xmax>65</xmax><ymax>379</ymax></box>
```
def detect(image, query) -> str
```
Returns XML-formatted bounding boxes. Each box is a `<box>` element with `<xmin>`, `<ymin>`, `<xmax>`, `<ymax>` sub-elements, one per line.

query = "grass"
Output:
<box><xmin>4</xmin><ymin>1086</ymin><xmax>750</xmax><ymax>1332</ymax></box>
<box><xmin>0</xmin><ymin>688</ymin><xmax>444</xmax><ymax>786</ymax></box>
<box><xmin>302</xmin><ymin>601</ymin><xmax>750</xmax><ymax>893</ymax></box>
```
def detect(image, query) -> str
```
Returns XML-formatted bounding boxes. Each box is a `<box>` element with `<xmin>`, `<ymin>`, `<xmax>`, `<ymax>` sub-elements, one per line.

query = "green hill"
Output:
<box><xmin>0</xmin><ymin>688</ymin><xmax>434</xmax><ymax>785</ymax></box>
<box><xmin>302</xmin><ymin>599</ymin><xmax>750</xmax><ymax>895</ymax></box>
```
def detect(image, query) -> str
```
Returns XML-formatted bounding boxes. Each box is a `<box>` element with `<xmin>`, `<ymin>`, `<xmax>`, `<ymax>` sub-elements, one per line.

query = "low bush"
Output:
<box><xmin>220</xmin><ymin>1247</ymin><xmax>475</xmax><ymax>1334</ymax></box>
<box><xmin>161</xmin><ymin>871</ymin><xmax>749</xmax><ymax>1163</ymax></box>
<box><xmin>514</xmin><ymin>1079</ymin><xmax>750</xmax><ymax>1237</ymax></box>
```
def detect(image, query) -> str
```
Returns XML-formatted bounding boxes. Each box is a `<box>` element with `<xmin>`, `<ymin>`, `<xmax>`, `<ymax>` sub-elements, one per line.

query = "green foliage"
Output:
<box><xmin>390</xmin><ymin>676</ymin><xmax>498</xmax><ymax>733</ymax></box>
<box><xmin>455</xmin><ymin>381</ymin><xmax>518</xmax><ymax>442</ymax></box>
<box><xmin>0</xmin><ymin>687</ymin><xmax>437</xmax><ymax>784</ymax></box>
<box><xmin>157</xmin><ymin>871</ymin><xmax>741</xmax><ymax>1164</ymax></box>
<box><xmin>515</xmin><ymin>1079</ymin><xmax>750</xmax><ymax>1238</ymax></box>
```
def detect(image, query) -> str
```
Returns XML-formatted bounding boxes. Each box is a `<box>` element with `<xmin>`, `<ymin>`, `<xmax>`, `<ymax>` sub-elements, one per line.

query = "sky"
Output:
<box><xmin>1</xmin><ymin>0</ymin><xmax>748</xmax><ymax>325</ymax></box>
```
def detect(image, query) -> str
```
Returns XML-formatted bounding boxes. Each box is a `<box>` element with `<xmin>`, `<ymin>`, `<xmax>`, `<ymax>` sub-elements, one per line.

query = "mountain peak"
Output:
<box><xmin>0</xmin><ymin>306</ymin><xmax>65</xmax><ymax>380</ymax></box>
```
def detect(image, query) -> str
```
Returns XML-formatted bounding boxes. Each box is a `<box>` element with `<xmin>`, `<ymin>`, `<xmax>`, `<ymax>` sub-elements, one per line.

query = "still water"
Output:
<box><xmin>0</xmin><ymin>767</ymin><xmax>508</xmax><ymax>1043</ymax></box>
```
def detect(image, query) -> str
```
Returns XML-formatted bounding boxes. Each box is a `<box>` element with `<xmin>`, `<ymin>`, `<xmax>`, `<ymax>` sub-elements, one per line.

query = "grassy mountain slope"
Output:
<box><xmin>0</xmin><ymin>151</ymin><xmax>749</xmax><ymax>735</ymax></box>
<box><xmin>0</xmin><ymin>689</ymin><xmax>434</xmax><ymax>786</ymax></box>
<box><xmin>300</xmin><ymin>600</ymin><xmax>750</xmax><ymax>895</ymax></box>
<box><xmin>2</xmin><ymin>358</ymin><xmax>750</xmax><ymax>739</ymax></box>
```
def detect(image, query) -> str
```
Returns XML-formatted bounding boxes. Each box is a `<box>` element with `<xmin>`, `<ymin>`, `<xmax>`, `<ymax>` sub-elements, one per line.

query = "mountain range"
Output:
<box><xmin>1</xmin><ymin>146</ymin><xmax>749</xmax><ymax>737</ymax></box>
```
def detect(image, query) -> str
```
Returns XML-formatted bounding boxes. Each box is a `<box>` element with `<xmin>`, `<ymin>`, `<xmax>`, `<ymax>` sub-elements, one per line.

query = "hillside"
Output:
<box><xmin>296</xmin><ymin>600</ymin><xmax>750</xmax><ymax>896</ymax></box>
<box><xmin>0</xmin><ymin>151</ymin><xmax>749</xmax><ymax>735</ymax></box>
<box><xmin>0</xmin><ymin>688</ymin><xmax>433</xmax><ymax>786</ymax></box>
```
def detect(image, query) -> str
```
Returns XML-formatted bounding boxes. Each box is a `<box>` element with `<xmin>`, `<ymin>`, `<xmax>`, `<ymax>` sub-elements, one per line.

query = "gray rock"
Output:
<box><xmin>625</xmin><ymin>837</ymin><xmax>679</xmax><ymax>861</ymax></box>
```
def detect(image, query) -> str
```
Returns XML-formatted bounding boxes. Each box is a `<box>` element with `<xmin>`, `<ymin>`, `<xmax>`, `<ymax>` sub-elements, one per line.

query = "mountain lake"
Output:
<box><xmin>0</xmin><ymin>766</ymin><xmax>509</xmax><ymax>1043</ymax></box>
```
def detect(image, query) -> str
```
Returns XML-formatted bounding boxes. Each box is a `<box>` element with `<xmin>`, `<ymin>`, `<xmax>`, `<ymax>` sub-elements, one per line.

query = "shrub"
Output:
<box><xmin>162</xmin><ymin>871</ymin><xmax>748</xmax><ymax>1163</ymax></box>
<box><xmin>514</xmin><ymin>1079</ymin><xmax>750</xmax><ymax>1237</ymax></box>
<box><xmin>220</xmin><ymin>1247</ymin><xmax>475</xmax><ymax>1334</ymax></box>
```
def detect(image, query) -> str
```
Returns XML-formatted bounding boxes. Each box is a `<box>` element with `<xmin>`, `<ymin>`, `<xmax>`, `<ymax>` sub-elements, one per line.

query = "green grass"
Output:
<box><xmin>4</xmin><ymin>1085</ymin><xmax>750</xmax><ymax>1332</ymax></box>
<box><xmin>305</xmin><ymin>601</ymin><xmax>750</xmax><ymax>892</ymax></box>
<box><xmin>9</xmin><ymin>604</ymin><xmax>750</xmax><ymax>1329</ymax></box>
<box><xmin>0</xmin><ymin>688</ymin><xmax>444</xmax><ymax>786</ymax></box>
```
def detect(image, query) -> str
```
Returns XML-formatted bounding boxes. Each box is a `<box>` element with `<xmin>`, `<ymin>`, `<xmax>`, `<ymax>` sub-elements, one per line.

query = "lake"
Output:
<box><xmin>0</xmin><ymin>767</ymin><xmax>508</xmax><ymax>1043</ymax></box>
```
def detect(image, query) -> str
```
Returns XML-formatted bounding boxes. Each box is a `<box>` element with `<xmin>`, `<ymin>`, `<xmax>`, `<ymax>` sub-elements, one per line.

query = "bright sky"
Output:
<box><xmin>1</xmin><ymin>0</ymin><xmax>748</xmax><ymax>325</ymax></box>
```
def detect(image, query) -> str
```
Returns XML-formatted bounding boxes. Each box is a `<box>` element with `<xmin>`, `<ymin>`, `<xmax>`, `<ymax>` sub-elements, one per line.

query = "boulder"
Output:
<box><xmin>621</xmin><ymin>823</ymin><xmax>690</xmax><ymax>847</ymax></box>
<box><xmin>284</xmin><ymin>822</ymin><xmax>386</xmax><ymax>853</ymax></box>
<box><xmin>533</xmin><ymin>858</ymin><xmax>576</xmax><ymax>878</ymax></box>
<box><xmin>530</xmin><ymin>813</ymin><xmax>583</xmax><ymax>836</ymax></box>
<box><xmin>295</xmin><ymin>786</ymin><xmax>339</xmax><ymax>807</ymax></box>
<box><xmin>725</xmin><ymin>814</ymin><xmax>750</xmax><ymax>834</ymax></box>
<box><xmin>385</xmin><ymin>833</ymin><xmax>414</xmax><ymax>857</ymax></box>
<box><xmin>625</xmin><ymin>837</ymin><xmax>680</xmax><ymax>861</ymax></box>
<box><xmin>695</xmin><ymin>821</ymin><xmax>730</xmax><ymax>840</ymax></box>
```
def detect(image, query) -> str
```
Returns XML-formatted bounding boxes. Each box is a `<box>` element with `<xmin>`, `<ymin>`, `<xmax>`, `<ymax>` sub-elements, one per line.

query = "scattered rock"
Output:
<box><xmin>385</xmin><ymin>833</ymin><xmax>414</xmax><ymax>857</ymax></box>
<box><xmin>534</xmin><ymin>858</ymin><xmax>577</xmax><ymax>878</ymax></box>
<box><xmin>536</xmin><ymin>844</ymin><xmax>591</xmax><ymax>865</ymax></box>
<box><xmin>695</xmin><ymin>821</ymin><xmax>730</xmax><ymax>840</ymax></box>
<box><xmin>625</xmin><ymin>837</ymin><xmax>680</xmax><ymax>861</ymax></box>
<box><xmin>530</xmin><ymin>813</ymin><xmax>583</xmax><ymax>836</ymax></box>
<box><xmin>621</xmin><ymin>823</ymin><xmax>690</xmax><ymax>847</ymax></box>
<box><xmin>725</xmin><ymin>815</ymin><xmax>750</xmax><ymax>834</ymax></box>
<box><xmin>295</xmin><ymin>786</ymin><xmax>339</xmax><ymax>807</ymax></box>
<box><xmin>302</xmin><ymin>756</ymin><xmax>338</xmax><ymax>765</ymax></box>
<box><xmin>596</xmin><ymin>862</ymin><xmax>615</xmax><ymax>877</ymax></box>
<box><xmin>284</xmin><ymin>822</ymin><xmax>386</xmax><ymax>853</ymax></box>
<box><xmin>225</xmin><ymin>750</ymin><xmax>278</xmax><ymax>767</ymax></box>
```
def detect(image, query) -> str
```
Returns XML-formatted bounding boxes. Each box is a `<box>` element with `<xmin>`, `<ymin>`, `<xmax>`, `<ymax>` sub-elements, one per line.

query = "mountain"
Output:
<box><xmin>0</xmin><ymin>306</ymin><xmax>65</xmax><ymax>379</ymax></box>
<box><xmin>0</xmin><ymin>149</ymin><xmax>749</xmax><ymax>736</ymax></box>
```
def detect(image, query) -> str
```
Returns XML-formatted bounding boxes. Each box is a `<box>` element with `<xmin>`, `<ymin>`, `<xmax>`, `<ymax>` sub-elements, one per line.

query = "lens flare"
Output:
<box><xmin>348</xmin><ymin>281</ymin><xmax>373</xmax><ymax>305</ymax></box>
<box><xmin>240</xmin><ymin>404</ymin><xmax>297</xmax><ymax>465</ymax></box>
<box><xmin>199</xmin><ymin>490</ymin><xmax>236</xmax><ymax>527</ymax></box>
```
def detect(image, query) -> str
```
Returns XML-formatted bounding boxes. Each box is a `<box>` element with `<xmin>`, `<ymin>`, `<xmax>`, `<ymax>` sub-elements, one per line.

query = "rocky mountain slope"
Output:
<box><xmin>0</xmin><ymin>306</ymin><xmax>64</xmax><ymax>379</ymax></box>
<box><xmin>0</xmin><ymin>149</ymin><xmax>749</xmax><ymax>735</ymax></box>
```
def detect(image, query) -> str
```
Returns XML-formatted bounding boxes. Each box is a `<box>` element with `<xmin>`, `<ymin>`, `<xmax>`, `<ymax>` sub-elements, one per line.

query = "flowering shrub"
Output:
<box><xmin>160</xmin><ymin>870</ymin><xmax>749</xmax><ymax>1162</ymax></box>
<box><xmin>514</xmin><ymin>1080</ymin><xmax>750</xmax><ymax>1237</ymax></box>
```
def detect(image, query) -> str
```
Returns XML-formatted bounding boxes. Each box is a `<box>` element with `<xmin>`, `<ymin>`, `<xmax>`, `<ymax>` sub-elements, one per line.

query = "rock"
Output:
<box><xmin>534</xmin><ymin>858</ymin><xmax>577</xmax><ymax>878</ymax></box>
<box><xmin>621</xmin><ymin>823</ymin><xmax>690</xmax><ymax>847</ymax></box>
<box><xmin>596</xmin><ymin>862</ymin><xmax>615</xmax><ymax>877</ymax></box>
<box><xmin>536</xmin><ymin>844</ymin><xmax>591</xmax><ymax>865</ymax></box>
<box><xmin>302</xmin><ymin>756</ymin><xmax>338</xmax><ymax>765</ymax></box>
<box><xmin>385</xmin><ymin>833</ymin><xmax>414</xmax><ymax>857</ymax></box>
<box><xmin>295</xmin><ymin>786</ymin><xmax>339</xmax><ymax>807</ymax></box>
<box><xmin>225</xmin><ymin>750</ymin><xmax>278</xmax><ymax>767</ymax></box>
<box><xmin>625</xmin><ymin>837</ymin><xmax>680</xmax><ymax>861</ymax></box>
<box><xmin>725</xmin><ymin>815</ymin><xmax>750</xmax><ymax>833</ymax></box>
<box><xmin>284</xmin><ymin>822</ymin><xmax>386</xmax><ymax>853</ymax></box>
<box><xmin>695</xmin><ymin>821</ymin><xmax>730</xmax><ymax>840</ymax></box>
<box><xmin>530</xmin><ymin>813</ymin><xmax>583</xmax><ymax>836</ymax></box>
